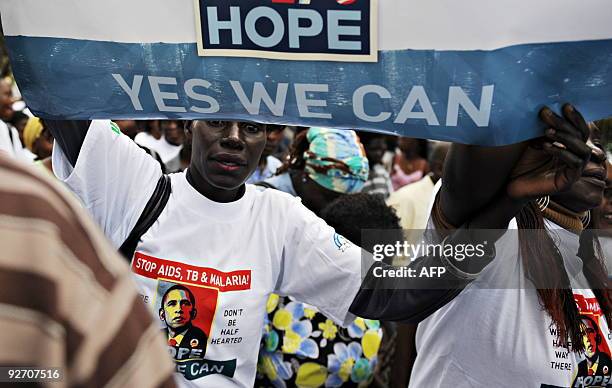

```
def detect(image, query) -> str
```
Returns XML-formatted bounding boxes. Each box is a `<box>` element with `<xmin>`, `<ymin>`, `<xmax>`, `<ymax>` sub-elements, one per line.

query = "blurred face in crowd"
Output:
<box><xmin>115</xmin><ymin>120</ymin><xmax>140</xmax><ymax>140</ymax></box>
<box><xmin>429</xmin><ymin>142</ymin><xmax>450</xmax><ymax>183</ymax></box>
<box><xmin>144</xmin><ymin>120</ymin><xmax>162</xmax><ymax>139</ymax></box>
<box><xmin>398</xmin><ymin>137</ymin><xmax>424</xmax><ymax>158</ymax></box>
<box><xmin>364</xmin><ymin>137</ymin><xmax>387</xmax><ymax>166</ymax></box>
<box><xmin>33</xmin><ymin>128</ymin><xmax>54</xmax><ymax>160</ymax></box>
<box><xmin>162</xmin><ymin>120</ymin><xmax>185</xmax><ymax>146</ymax></box>
<box><xmin>13</xmin><ymin>115</ymin><xmax>28</xmax><ymax>137</ymax></box>
<box><xmin>0</xmin><ymin>79</ymin><xmax>14</xmax><ymax>122</ymax></box>
<box><xmin>263</xmin><ymin>125</ymin><xmax>284</xmax><ymax>158</ymax></box>
<box><xmin>552</xmin><ymin>125</ymin><xmax>608</xmax><ymax>213</ymax></box>
<box><xmin>294</xmin><ymin>173</ymin><xmax>343</xmax><ymax>216</ymax></box>
<box><xmin>189</xmin><ymin>120</ymin><xmax>266</xmax><ymax>194</ymax></box>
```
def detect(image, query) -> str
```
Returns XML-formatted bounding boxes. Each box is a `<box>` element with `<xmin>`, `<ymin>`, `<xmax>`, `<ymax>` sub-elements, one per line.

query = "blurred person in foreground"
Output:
<box><xmin>359</xmin><ymin>131</ymin><xmax>394</xmax><ymax>199</ymax></box>
<box><xmin>0</xmin><ymin>153</ymin><xmax>176</xmax><ymax>387</ymax></box>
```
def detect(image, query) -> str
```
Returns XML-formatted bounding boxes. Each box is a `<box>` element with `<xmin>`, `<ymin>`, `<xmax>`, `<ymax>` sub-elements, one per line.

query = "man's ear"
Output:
<box><xmin>184</xmin><ymin>121</ymin><xmax>193</xmax><ymax>142</ymax></box>
<box><xmin>159</xmin><ymin>309</ymin><xmax>165</xmax><ymax>322</ymax></box>
<box><xmin>191</xmin><ymin>308</ymin><xmax>197</xmax><ymax>321</ymax></box>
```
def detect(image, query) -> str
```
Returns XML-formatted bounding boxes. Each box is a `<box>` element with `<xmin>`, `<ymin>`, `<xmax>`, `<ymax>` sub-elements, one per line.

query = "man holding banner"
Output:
<box><xmin>1</xmin><ymin>0</ymin><xmax>611</xmax><ymax>387</ymax></box>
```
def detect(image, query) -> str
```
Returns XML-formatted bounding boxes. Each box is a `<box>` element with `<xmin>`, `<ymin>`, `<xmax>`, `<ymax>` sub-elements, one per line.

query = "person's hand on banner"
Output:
<box><xmin>507</xmin><ymin>104</ymin><xmax>592</xmax><ymax>200</ymax></box>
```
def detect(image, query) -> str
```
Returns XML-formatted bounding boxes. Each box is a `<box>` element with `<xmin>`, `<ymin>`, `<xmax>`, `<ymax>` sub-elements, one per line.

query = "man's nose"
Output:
<box><xmin>590</xmin><ymin>144</ymin><xmax>606</xmax><ymax>164</ymax></box>
<box><xmin>220</xmin><ymin>122</ymin><xmax>244</xmax><ymax>150</ymax></box>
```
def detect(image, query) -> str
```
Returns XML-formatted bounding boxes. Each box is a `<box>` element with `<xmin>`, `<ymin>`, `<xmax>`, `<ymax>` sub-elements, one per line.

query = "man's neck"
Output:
<box><xmin>186</xmin><ymin>167</ymin><xmax>245</xmax><ymax>203</ymax></box>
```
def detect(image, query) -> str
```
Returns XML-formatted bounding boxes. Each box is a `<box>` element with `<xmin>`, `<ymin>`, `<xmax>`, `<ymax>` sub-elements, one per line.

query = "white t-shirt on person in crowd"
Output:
<box><xmin>0</xmin><ymin>120</ymin><xmax>32</xmax><ymax>161</ymax></box>
<box><xmin>53</xmin><ymin>120</ymin><xmax>365</xmax><ymax>388</ymax></box>
<box><xmin>135</xmin><ymin>131</ymin><xmax>182</xmax><ymax>165</ymax></box>
<box><xmin>410</xmin><ymin>187</ymin><xmax>612</xmax><ymax>388</ymax></box>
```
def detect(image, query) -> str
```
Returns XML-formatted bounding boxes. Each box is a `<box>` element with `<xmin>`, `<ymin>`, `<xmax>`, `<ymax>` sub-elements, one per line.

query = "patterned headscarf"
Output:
<box><xmin>303</xmin><ymin>128</ymin><xmax>369</xmax><ymax>194</ymax></box>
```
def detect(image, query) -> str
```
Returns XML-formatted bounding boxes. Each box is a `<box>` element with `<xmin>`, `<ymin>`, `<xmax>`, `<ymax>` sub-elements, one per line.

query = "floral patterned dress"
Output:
<box><xmin>256</xmin><ymin>294</ymin><xmax>383</xmax><ymax>388</ymax></box>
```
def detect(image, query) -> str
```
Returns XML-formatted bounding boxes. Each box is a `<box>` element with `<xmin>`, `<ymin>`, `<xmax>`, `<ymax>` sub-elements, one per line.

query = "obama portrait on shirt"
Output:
<box><xmin>159</xmin><ymin>284</ymin><xmax>209</xmax><ymax>357</ymax></box>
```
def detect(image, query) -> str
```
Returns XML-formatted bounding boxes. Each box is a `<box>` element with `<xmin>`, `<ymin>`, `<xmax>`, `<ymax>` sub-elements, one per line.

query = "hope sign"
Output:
<box><xmin>195</xmin><ymin>0</ymin><xmax>377</xmax><ymax>62</ymax></box>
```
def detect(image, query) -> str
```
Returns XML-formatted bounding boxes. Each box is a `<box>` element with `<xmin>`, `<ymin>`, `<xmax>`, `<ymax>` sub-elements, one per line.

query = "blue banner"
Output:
<box><xmin>3</xmin><ymin>0</ymin><xmax>612</xmax><ymax>145</ymax></box>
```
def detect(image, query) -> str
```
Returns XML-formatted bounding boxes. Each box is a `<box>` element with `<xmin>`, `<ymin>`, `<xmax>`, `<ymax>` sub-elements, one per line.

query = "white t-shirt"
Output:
<box><xmin>53</xmin><ymin>120</ymin><xmax>364</xmax><ymax>388</ymax></box>
<box><xmin>135</xmin><ymin>131</ymin><xmax>182</xmax><ymax>164</ymax></box>
<box><xmin>0</xmin><ymin>121</ymin><xmax>32</xmax><ymax>162</ymax></box>
<box><xmin>410</xmin><ymin>190</ymin><xmax>612</xmax><ymax>388</ymax></box>
<box><xmin>134</xmin><ymin>131</ymin><xmax>161</xmax><ymax>150</ymax></box>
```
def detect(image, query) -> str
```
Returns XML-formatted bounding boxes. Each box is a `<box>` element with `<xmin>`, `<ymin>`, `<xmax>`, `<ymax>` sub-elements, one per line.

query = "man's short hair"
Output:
<box><xmin>161</xmin><ymin>284</ymin><xmax>196</xmax><ymax>307</ymax></box>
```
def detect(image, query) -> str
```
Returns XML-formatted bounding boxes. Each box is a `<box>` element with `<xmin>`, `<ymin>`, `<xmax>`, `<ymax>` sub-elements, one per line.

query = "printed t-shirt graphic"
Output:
<box><xmin>133</xmin><ymin>252</ymin><xmax>252</xmax><ymax>380</ymax></box>
<box><xmin>411</xmin><ymin>186</ymin><xmax>612</xmax><ymax>388</ymax></box>
<box><xmin>570</xmin><ymin>294</ymin><xmax>612</xmax><ymax>388</ymax></box>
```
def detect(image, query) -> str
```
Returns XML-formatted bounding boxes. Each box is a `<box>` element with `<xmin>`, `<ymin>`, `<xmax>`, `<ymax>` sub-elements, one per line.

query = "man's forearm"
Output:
<box><xmin>349</xmin><ymin>193</ymin><xmax>524</xmax><ymax>323</ymax></box>
<box><xmin>440</xmin><ymin>142</ymin><xmax>527</xmax><ymax>226</ymax></box>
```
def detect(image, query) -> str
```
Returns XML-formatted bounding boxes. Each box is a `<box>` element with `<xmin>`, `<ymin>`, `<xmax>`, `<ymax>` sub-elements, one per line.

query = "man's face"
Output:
<box><xmin>162</xmin><ymin>120</ymin><xmax>185</xmax><ymax>146</ymax></box>
<box><xmin>581</xmin><ymin>318</ymin><xmax>599</xmax><ymax>358</ymax></box>
<box><xmin>365</xmin><ymin>137</ymin><xmax>387</xmax><ymax>166</ymax></box>
<box><xmin>161</xmin><ymin>289</ymin><xmax>195</xmax><ymax>330</ymax></box>
<box><xmin>263</xmin><ymin>125</ymin><xmax>284</xmax><ymax>157</ymax></box>
<box><xmin>298</xmin><ymin>173</ymin><xmax>343</xmax><ymax>216</ymax></box>
<box><xmin>115</xmin><ymin>120</ymin><xmax>140</xmax><ymax>140</ymax></box>
<box><xmin>190</xmin><ymin>120</ymin><xmax>266</xmax><ymax>190</ymax></box>
<box><xmin>552</xmin><ymin>126</ymin><xmax>608</xmax><ymax>213</ymax></box>
<box><xmin>0</xmin><ymin>81</ymin><xmax>14</xmax><ymax>122</ymax></box>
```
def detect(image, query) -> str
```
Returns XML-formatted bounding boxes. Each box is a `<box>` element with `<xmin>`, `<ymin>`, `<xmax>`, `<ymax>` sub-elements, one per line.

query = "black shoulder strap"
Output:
<box><xmin>119</xmin><ymin>174</ymin><xmax>172</xmax><ymax>260</ymax></box>
<box><xmin>254</xmin><ymin>181</ymin><xmax>277</xmax><ymax>190</ymax></box>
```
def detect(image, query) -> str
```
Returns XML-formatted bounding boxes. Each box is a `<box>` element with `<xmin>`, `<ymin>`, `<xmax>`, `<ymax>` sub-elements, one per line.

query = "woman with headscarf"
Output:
<box><xmin>22</xmin><ymin>116</ymin><xmax>53</xmax><ymax>171</ymax></box>
<box><xmin>262</xmin><ymin>127</ymin><xmax>369</xmax><ymax>215</ymax></box>
<box><xmin>256</xmin><ymin>129</ymin><xmax>377</xmax><ymax>387</ymax></box>
<box><xmin>23</xmin><ymin>117</ymin><xmax>53</xmax><ymax>160</ymax></box>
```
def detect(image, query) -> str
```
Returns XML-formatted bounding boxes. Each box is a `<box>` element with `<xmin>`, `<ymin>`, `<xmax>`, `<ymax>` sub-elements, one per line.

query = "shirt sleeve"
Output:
<box><xmin>275</xmin><ymin>197</ymin><xmax>367</xmax><ymax>327</ymax></box>
<box><xmin>52</xmin><ymin>120</ymin><xmax>162</xmax><ymax>248</ymax></box>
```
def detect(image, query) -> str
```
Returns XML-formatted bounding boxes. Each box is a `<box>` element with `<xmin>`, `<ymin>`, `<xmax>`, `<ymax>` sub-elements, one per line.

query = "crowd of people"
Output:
<box><xmin>1</xmin><ymin>67</ymin><xmax>611</xmax><ymax>388</ymax></box>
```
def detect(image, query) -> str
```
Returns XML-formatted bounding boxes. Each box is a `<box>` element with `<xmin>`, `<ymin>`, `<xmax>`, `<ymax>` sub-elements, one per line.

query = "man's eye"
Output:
<box><xmin>244</xmin><ymin>124</ymin><xmax>263</xmax><ymax>134</ymax></box>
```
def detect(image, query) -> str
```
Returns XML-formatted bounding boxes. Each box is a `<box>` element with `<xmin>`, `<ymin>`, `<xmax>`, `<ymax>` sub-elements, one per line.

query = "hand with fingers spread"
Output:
<box><xmin>508</xmin><ymin>104</ymin><xmax>592</xmax><ymax>200</ymax></box>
